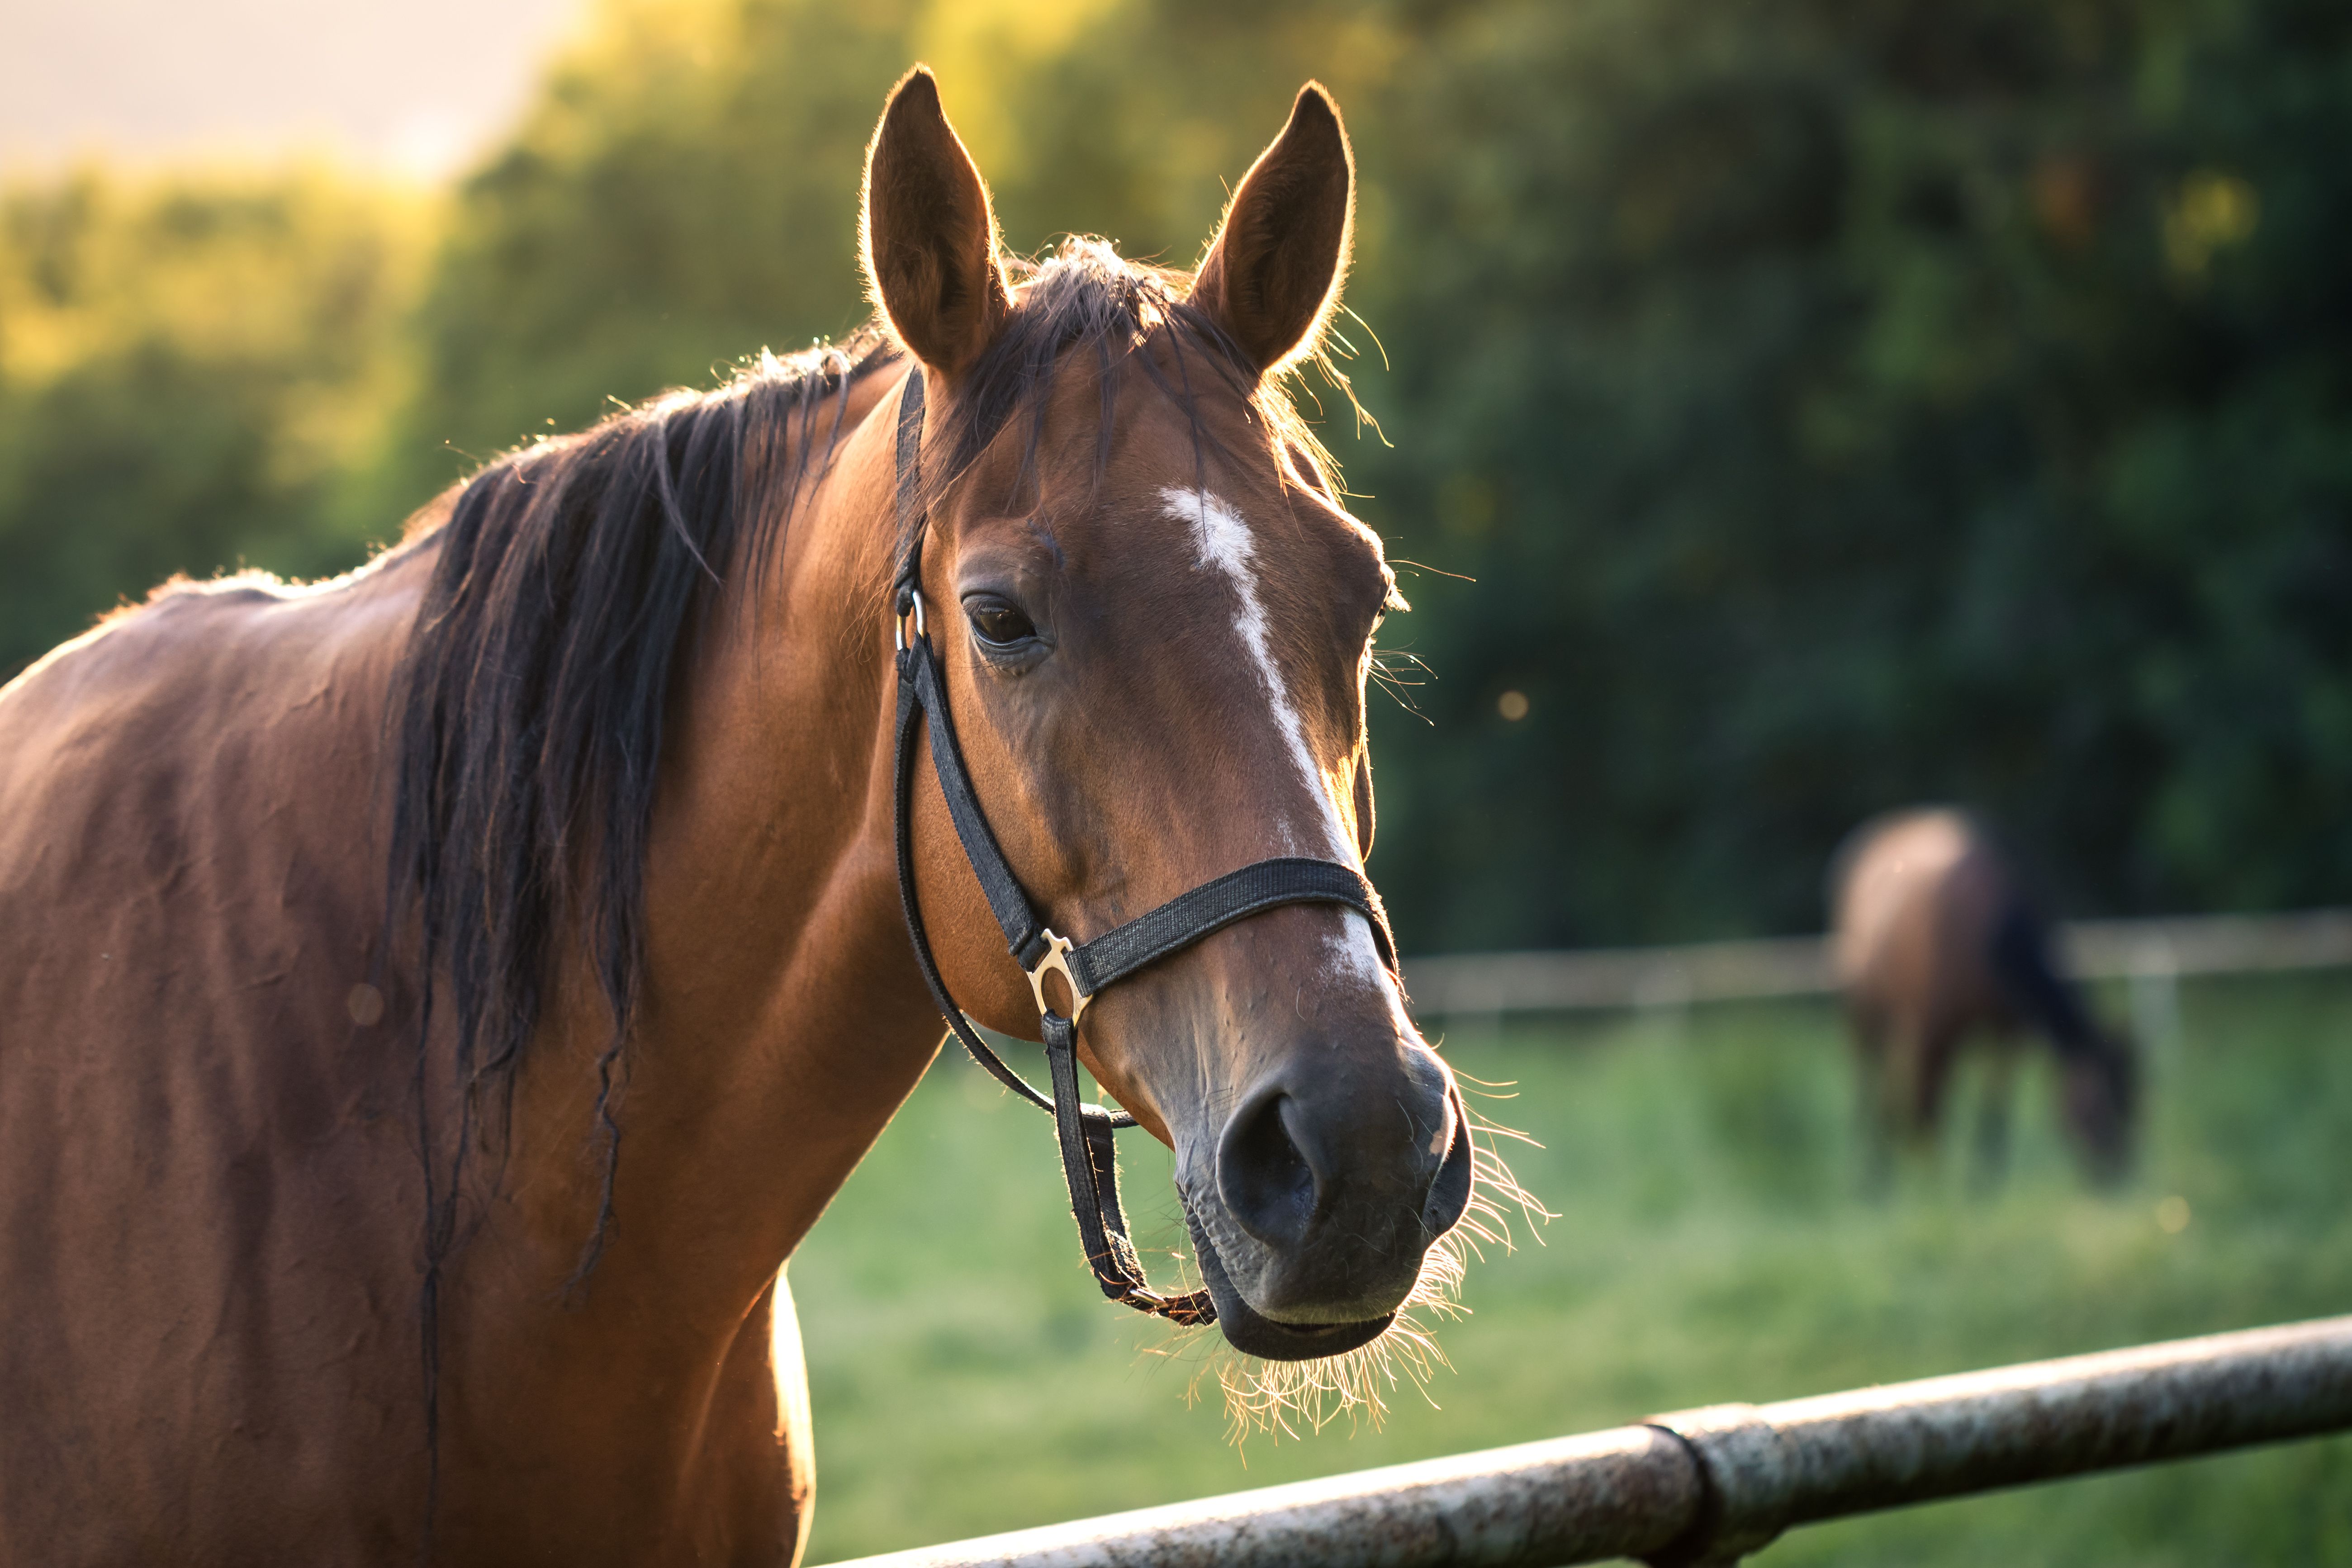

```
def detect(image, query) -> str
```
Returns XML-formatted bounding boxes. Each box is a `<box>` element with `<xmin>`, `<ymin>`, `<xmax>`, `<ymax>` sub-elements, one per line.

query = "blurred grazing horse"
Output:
<box><xmin>1831</xmin><ymin>807</ymin><xmax>2136</xmax><ymax>1186</ymax></box>
<box><xmin>0</xmin><ymin>72</ymin><xmax>1480</xmax><ymax>1563</ymax></box>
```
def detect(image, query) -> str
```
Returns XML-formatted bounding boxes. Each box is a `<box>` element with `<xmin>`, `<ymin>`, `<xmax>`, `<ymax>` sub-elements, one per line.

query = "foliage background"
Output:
<box><xmin>0</xmin><ymin>169</ymin><xmax>429</xmax><ymax>674</ymax></box>
<box><xmin>5</xmin><ymin>5</ymin><xmax>2349</xmax><ymax>1563</ymax></box>
<box><xmin>2</xmin><ymin>0</ymin><xmax>2345</xmax><ymax>943</ymax></box>
<box><xmin>785</xmin><ymin>975</ymin><xmax>2352</xmax><ymax>1562</ymax></box>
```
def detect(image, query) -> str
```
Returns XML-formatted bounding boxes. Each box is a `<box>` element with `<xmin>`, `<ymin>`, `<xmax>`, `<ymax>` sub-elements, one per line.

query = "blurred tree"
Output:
<box><xmin>8</xmin><ymin>0</ymin><xmax>2345</xmax><ymax>944</ymax></box>
<box><xmin>1352</xmin><ymin>0</ymin><xmax>2352</xmax><ymax>947</ymax></box>
<box><xmin>972</xmin><ymin>0</ymin><xmax>1399</xmax><ymax>265</ymax></box>
<box><xmin>387</xmin><ymin>0</ymin><xmax>1389</xmax><ymax>495</ymax></box>
<box><xmin>388</xmin><ymin>0</ymin><xmax>918</xmax><ymax>497</ymax></box>
<box><xmin>0</xmin><ymin>168</ymin><xmax>431</xmax><ymax>678</ymax></box>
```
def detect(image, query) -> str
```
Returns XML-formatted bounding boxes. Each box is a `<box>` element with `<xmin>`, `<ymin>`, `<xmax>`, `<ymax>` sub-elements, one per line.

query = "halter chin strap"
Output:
<box><xmin>888</xmin><ymin>365</ymin><xmax>1401</xmax><ymax>1326</ymax></box>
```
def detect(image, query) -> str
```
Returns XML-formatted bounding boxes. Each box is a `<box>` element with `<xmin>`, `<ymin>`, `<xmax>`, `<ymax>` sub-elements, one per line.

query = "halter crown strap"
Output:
<box><xmin>887</xmin><ymin>364</ymin><xmax>1401</xmax><ymax>1326</ymax></box>
<box><xmin>902</xmin><ymin>635</ymin><xmax>1052</xmax><ymax>970</ymax></box>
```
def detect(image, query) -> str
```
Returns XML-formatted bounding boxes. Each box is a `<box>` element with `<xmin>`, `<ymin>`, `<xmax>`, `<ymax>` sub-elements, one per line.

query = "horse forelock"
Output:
<box><xmin>904</xmin><ymin>237</ymin><xmax>1351</xmax><ymax>573</ymax></box>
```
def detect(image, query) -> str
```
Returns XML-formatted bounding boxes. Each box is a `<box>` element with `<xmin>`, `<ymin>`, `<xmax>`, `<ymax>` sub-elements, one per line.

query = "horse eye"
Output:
<box><xmin>965</xmin><ymin>597</ymin><xmax>1037</xmax><ymax>649</ymax></box>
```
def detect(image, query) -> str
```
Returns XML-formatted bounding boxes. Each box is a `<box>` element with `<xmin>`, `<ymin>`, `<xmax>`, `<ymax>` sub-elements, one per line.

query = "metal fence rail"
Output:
<box><xmin>1403</xmin><ymin>907</ymin><xmax>2352</xmax><ymax>1021</ymax></box>
<box><xmin>820</xmin><ymin>1314</ymin><xmax>2352</xmax><ymax>1568</ymax></box>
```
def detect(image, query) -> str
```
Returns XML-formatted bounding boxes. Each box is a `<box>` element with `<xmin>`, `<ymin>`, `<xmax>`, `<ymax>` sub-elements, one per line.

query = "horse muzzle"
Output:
<box><xmin>1181</xmin><ymin>1079</ymin><xmax>1475</xmax><ymax>1362</ymax></box>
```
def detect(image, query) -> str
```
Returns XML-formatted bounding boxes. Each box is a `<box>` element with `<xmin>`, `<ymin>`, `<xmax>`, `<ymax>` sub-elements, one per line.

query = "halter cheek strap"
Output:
<box><xmin>888</xmin><ymin>365</ymin><xmax>1401</xmax><ymax>1325</ymax></box>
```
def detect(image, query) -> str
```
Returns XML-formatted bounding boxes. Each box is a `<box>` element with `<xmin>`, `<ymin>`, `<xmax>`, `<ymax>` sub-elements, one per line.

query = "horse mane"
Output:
<box><xmin>915</xmin><ymin>237</ymin><xmax>1346</xmax><ymax>556</ymax></box>
<box><xmin>387</xmin><ymin>327</ymin><xmax>892</xmax><ymax>1296</ymax></box>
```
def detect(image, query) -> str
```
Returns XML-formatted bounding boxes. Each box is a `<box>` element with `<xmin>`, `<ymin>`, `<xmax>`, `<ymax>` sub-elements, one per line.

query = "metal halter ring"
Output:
<box><xmin>893</xmin><ymin>590</ymin><xmax>927</xmax><ymax>652</ymax></box>
<box><xmin>1026</xmin><ymin>930</ymin><xmax>1091</xmax><ymax>1027</ymax></box>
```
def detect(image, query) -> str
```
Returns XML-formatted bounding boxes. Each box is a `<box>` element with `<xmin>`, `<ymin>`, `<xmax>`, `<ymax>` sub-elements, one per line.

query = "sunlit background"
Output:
<box><xmin>5</xmin><ymin>0</ymin><xmax>2347</xmax><ymax>1560</ymax></box>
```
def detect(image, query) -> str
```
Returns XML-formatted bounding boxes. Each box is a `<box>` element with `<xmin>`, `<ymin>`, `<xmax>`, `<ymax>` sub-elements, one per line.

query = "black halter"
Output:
<box><xmin>888</xmin><ymin>367</ymin><xmax>1405</xmax><ymax>1327</ymax></box>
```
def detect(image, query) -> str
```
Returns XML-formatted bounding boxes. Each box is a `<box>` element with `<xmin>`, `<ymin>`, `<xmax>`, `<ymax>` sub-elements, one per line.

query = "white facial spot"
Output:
<box><xmin>1163</xmin><ymin>485</ymin><xmax>1416</xmax><ymax>1034</ymax></box>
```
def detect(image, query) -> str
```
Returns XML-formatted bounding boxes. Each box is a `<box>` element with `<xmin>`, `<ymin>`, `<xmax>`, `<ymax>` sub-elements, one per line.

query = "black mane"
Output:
<box><xmin>388</xmin><ymin>329</ymin><xmax>889</xmax><ymax>1305</ymax></box>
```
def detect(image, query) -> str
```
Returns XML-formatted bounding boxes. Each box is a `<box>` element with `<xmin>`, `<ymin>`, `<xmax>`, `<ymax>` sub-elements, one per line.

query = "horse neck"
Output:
<box><xmin>491</xmin><ymin>368</ymin><xmax>952</xmax><ymax>1328</ymax></box>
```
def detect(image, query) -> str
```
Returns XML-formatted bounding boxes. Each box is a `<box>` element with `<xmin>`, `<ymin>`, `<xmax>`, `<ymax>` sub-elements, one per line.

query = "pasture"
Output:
<box><xmin>793</xmin><ymin>971</ymin><xmax>2352</xmax><ymax>1565</ymax></box>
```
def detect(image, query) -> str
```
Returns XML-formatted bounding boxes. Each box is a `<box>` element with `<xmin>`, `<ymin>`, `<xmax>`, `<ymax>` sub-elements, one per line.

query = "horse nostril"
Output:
<box><xmin>1217</xmin><ymin>1090</ymin><xmax>1318</xmax><ymax>1251</ymax></box>
<box><xmin>1422</xmin><ymin>1086</ymin><xmax>1475</xmax><ymax>1240</ymax></box>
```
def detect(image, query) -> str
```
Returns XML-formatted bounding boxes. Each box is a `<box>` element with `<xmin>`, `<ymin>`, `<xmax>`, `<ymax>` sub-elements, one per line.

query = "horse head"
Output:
<box><xmin>866</xmin><ymin>70</ymin><xmax>1475</xmax><ymax>1362</ymax></box>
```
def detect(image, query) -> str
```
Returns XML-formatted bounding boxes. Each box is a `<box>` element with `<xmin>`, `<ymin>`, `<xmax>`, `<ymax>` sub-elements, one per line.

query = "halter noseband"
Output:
<box><xmin>888</xmin><ymin>366</ymin><xmax>1404</xmax><ymax>1326</ymax></box>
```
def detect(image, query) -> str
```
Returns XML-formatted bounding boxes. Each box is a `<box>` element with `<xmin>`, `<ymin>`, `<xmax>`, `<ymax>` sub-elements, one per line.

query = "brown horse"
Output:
<box><xmin>0</xmin><ymin>72</ymin><xmax>1481</xmax><ymax>1564</ymax></box>
<box><xmin>1830</xmin><ymin>806</ymin><xmax>2137</xmax><ymax>1187</ymax></box>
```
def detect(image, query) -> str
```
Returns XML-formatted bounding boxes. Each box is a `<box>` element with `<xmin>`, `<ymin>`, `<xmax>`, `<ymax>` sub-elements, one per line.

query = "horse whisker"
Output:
<box><xmin>1143</xmin><ymin>1109</ymin><xmax>1547</xmax><ymax>1446</ymax></box>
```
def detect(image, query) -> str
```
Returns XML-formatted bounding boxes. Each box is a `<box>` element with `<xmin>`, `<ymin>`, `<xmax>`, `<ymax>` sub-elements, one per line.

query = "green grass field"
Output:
<box><xmin>790</xmin><ymin>973</ymin><xmax>2352</xmax><ymax>1564</ymax></box>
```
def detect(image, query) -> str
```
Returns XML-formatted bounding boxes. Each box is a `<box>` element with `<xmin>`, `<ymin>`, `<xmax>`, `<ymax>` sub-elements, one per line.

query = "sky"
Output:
<box><xmin>0</xmin><ymin>0</ymin><xmax>583</xmax><ymax>178</ymax></box>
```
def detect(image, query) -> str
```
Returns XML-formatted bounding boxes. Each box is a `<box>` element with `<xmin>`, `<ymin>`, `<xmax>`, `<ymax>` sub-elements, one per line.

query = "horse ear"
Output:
<box><xmin>1190</xmin><ymin>84</ymin><xmax>1355</xmax><ymax>375</ymax></box>
<box><xmin>862</xmin><ymin>67</ymin><xmax>1010</xmax><ymax>378</ymax></box>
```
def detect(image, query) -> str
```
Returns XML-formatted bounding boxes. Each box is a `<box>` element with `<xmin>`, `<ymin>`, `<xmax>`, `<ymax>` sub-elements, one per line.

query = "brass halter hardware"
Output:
<box><xmin>1025</xmin><ymin>929</ymin><xmax>1090</xmax><ymax>1027</ymax></box>
<box><xmin>892</xmin><ymin>590</ymin><xmax>926</xmax><ymax>652</ymax></box>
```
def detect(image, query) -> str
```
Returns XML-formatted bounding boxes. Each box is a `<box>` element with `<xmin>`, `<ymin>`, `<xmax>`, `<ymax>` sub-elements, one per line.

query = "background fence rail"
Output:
<box><xmin>819</xmin><ymin>1315</ymin><xmax>2352</xmax><ymax>1568</ymax></box>
<box><xmin>1401</xmin><ymin>908</ymin><xmax>2352</xmax><ymax>1022</ymax></box>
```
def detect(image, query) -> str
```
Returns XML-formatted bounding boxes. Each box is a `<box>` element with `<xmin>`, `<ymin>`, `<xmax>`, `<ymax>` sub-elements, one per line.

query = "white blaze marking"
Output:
<box><xmin>1162</xmin><ymin>485</ymin><xmax>1414</xmax><ymax>1033</ymax></box>
<box><xmin>1167</xmin><ymin>485</ymin><xmax>1336</xmax><ymax>858</ymax></box>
